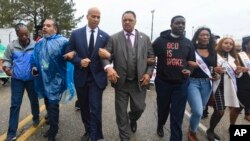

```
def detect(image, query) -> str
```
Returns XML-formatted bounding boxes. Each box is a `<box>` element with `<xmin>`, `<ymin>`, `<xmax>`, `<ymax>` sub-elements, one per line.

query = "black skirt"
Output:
<box><xmin>214</xmin><ymin>75</ymin><xmax>226</xmax><ymax>111</ymax></box>
<box><xmin>237</xmin><ymin>72</ymin><xmax>250</xmax><ymax>109</ymax></box>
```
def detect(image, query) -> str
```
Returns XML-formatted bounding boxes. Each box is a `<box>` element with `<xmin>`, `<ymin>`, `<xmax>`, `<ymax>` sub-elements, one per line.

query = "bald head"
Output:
<box><xmin>87</xmin><ymin>7</ymin><xmax>101</xmax><ymax>29</ymax></box>
<box><xmin>87</xmin><ymin>7</ymin><xmax>100</xmax><ymax>15</ymax></box>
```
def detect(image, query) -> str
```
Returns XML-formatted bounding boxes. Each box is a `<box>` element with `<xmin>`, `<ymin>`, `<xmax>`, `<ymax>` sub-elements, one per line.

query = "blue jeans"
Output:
<box><xmin>7</xmin><ymin>78</ymin><xmax>40</xmax><ymax>138</ymax></box>
<box><xmin>155</xmin><ymin>77</ymin><xmax>189</xmax><ymax>141</ymax></box>
<box><xmin>187</xmin><ymin>77</ymin><xmax>211</xmax><ymax>132</ymax></box>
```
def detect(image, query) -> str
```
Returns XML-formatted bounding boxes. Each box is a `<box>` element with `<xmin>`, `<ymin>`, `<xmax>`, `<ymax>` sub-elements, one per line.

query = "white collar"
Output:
<box><xmin>87</xmin><ymin>26</ymin><xmax>98</xmax><ymax>33</ymax></box>
<box><xmin>124</xmin><ymin>30</ymin><xmax>136</xmax><ymax>36</ymax></box>
<box><xmin>170</xmin><ymin>32</ymin><xmax>180</xmax><ymax>38</ymax></box>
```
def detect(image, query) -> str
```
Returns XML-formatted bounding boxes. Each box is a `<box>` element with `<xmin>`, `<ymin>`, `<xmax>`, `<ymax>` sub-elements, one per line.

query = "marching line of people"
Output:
<box><xmin>1</xmin><ymin>6</ymin><xmax>250</xmax><ymax>141</ymax></box>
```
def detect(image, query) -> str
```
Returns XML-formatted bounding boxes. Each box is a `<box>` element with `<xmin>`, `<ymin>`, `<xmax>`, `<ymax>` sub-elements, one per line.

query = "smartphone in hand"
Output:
<box><xmin>32</xmin><ymin>68</ymin><xmax>39</xmax><ymax>76</ymax></box>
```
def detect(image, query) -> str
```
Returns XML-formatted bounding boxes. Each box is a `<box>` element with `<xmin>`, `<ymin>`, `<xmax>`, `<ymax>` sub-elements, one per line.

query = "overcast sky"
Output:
<box><xmin>74</xmin><ymin>0</ymin><xmax>250</xmax><ymax>41</ymax></box>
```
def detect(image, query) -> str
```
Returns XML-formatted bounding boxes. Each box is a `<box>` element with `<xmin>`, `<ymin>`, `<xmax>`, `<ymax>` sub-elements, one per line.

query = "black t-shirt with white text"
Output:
<box><xmin>152</xmin><ymin>30</ymin><xmax>195</xmax><ymax>83</ymax></box>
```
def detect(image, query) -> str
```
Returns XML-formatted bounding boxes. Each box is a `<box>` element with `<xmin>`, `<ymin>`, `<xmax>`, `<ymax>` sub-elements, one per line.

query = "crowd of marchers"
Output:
<box><xmin>1</xmin><ymin>7</ymin><xmax>250</xmax><ymax>141</ymax></box>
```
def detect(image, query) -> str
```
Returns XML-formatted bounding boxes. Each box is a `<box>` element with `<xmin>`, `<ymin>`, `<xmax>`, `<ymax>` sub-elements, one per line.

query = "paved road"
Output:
<box><xmin>0</xmin><ymin>82</ymin><xmax>249</xmax><ymax>141</ymax></box>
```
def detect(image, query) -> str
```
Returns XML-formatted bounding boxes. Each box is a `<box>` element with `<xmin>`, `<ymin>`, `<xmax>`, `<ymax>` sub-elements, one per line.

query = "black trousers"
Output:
<box><xmin>44</xmin><ymin>98</ymin><xmax>59</xmax><ymax>138</ymax></box>
<box><xmin>75</xmin><ymin>77</ymin><xmax>104</xmax><ymax>141</ymax></box>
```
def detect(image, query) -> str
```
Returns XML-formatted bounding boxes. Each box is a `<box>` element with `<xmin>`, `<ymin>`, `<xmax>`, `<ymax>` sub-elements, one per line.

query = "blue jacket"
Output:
<box><xmin>3</xmin><ymin>40</ymin><xmax>35</xmax><ymax>81</ymax></box>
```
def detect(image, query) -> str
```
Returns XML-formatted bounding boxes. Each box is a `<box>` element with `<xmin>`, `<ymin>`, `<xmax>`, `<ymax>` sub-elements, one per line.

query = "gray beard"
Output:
<box><xmin>43</xmin><ymin>34</ymin><xmax>52</xmax><ymax>38</ymax></box>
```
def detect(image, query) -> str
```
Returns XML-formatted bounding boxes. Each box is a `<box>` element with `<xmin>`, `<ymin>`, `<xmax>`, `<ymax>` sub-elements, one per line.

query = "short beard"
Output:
<box><xmin>43</xmin><ymin>34</ymin><xmax>51</xmax><ymax>38</ymax></box>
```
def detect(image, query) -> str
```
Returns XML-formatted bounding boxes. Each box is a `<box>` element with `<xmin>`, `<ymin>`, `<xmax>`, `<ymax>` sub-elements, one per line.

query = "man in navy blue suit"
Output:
<box><xmin>64</xmin><ymin>7</ymin><xmax>109</xmax><ymax>141</ymax></box>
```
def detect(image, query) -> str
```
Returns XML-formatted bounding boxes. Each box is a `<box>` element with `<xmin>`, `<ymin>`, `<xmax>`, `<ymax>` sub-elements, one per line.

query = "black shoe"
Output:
<box><xmin>45</xmin><ymin>120</ymin><xmax>49</xmax><ymax>125</ymax></box>
<box><xmin>75</xmin><ymin>100</ymin><xmax>80</xmax><ymax>111</ymax></box>
<box><xmin>81</xmin><ymin>132</ymin><xmax>90</xmax><ymax>141</ymax></box>
<box><xmin>48</xmin><ymin>138</ymin><xmax>55</xmax><ymax>141</ymax></box>
<box><xmin>206</xmin><ymin>129</ymin><xmax>214</xmax><ymax>141</ymax></box>
<box><xmin>45</xmin><ymin>114</ymin><xmax>49</xmax><ymax>125</ymax></box>
<box><xmin>44</xmin><ymin>131</ymin><xmax>56</xmax><ymax>141</ymax></box>
<box><xmin>206</xmin><ymin>129</ymin><xmax>221</xmax><ymax>141</ymax></box>
<box><xmin>157</xmin><ymin>125</ymin><xmax>164</xmax><ymax>137</ymax></box>
<box><xmin>201</xmin><ymin>114</ymin><xmax>208</xmax><ymax>119</ymax></box>
<box><xmin>45</xmin><ymin>114</ymin><xmax>49</xmax><ymax>120</ymax></box>
<box><xmin>4</xmin><ymin>136</ymin><xmax>16</xmax><ymax>141</ymax></box>
<box><xmin>130</xmin><ymin>121</ymin><xmax>137</xmax><ymax>133</ymax></box>
<box><xmin>43</xmin><ymin>131</ymin><xmax>49</xmax><ymax>138</ymax></box>
<box><xmin>213</xmin><ymin>132</ymin><xmax>221</xmax><ymax>140</ymax></box>
<box><xmin>2</xmin><ymin>78</ymin><xmax>8</xmax><ymax>86</ymax></box>
<box><xmin>75</xmin><ymin>106</ymin><xmax>80</xmax><ymax>111</ymax></box>
<box><xmin>33</xmin><ymin>119</ymin><xmax>40</xmax><ymax>127</ymax></box>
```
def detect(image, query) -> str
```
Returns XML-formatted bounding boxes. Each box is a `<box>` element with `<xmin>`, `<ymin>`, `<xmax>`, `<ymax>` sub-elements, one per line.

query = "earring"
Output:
<box><xmin>196</xmin><ymin>40</ymin><xmax>198</xmax><ymax>44</ymax></box>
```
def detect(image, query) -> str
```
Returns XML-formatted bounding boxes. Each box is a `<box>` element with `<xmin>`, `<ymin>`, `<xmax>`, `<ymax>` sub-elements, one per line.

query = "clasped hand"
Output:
<box><xmin>80</xmin><ymin>58</ymin><xmax>91</xmax><ymax>68</ymax></box>
<box><xmin>235</xmin><ymin>66</ymin><xmax>248</xmax><ymax>74</ymax></box>
<box><xmin>106</xmin><ymin>67</ymin><xmax>119</xmax><ymax>84</ymax></box>
<box><xmin>3</xmin><ymin>66</ymin><xmax>12</xmax><ymax>76</ymax></box>
<box><xmin>140</xmin><ymin>74</ymin><xmax>150</xmax><ymax>86</ymax></box>
<box><xmin>181</xmin><ymin>69</ymin><xmax>191</xmax><ymax>78</ymax></box>
<box><xmin>214</xmin><ymin>66</ymin><xmax>226</xmax><ymax>74</ymax></box>
<box><xmin>63</xmin><ymin>51</ymin><xmax>76</xmax><ymax>60</ymax></box>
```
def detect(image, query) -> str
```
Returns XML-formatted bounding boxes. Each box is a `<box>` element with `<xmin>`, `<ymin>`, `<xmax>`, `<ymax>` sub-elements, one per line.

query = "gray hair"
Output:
<box><xmin>15</xmin><ymin>23</ymin><xmax>28</xmax><ymax>34</ymax></box>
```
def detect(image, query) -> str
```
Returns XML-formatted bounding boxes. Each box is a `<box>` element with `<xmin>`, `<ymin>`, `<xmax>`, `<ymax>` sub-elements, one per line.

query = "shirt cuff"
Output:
<box><xmin>104</xmin><ymin>64</ymin><xmax>113</xmax><ymax>71</ymax></box>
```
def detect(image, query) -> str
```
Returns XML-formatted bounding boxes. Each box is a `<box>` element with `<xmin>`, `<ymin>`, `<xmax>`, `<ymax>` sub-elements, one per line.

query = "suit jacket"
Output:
<box><xmin>102</xmin><ymin>30</ymin><xmax>155</xmax><ymax>90</ymax></box>
<box><xmin>66</xmin><ymin>26</ymin><xmax>109</xmax><ymax>89</ymax></box>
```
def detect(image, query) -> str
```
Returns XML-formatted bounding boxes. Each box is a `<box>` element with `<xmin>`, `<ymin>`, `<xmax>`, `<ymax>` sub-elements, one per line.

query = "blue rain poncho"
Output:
<box><xmin>32</xmin><ymin>34</ymin><xmax>75</xmax><ymax>103</ymax></box>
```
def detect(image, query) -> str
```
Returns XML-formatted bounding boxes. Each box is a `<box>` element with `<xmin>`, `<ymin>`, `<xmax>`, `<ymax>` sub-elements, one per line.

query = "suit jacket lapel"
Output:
<box><xmin>82</xmin><ymin>27</ymin><xmax>89</xmax><ymax>57</ymax></box>
<box><xmin>91</xmin><ymin>30</ymin><xmax>102</xmax><ymax>59</ymax></box>
<box><xmin>118</xmin><ymin>31</ymin><xmax>128</xmax><ymax>61</ymax></box>
<box><xmin>136</xmin><ymin>31</ymin><xmax>142</xmax><ymax>61</ymax></box>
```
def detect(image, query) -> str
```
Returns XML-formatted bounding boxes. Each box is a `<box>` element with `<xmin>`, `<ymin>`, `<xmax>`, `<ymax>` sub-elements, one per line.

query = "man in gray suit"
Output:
<box><xmin>99</xmin><ymin>10</ymin><xmax>155</xmax><ymax>141</ymax></box>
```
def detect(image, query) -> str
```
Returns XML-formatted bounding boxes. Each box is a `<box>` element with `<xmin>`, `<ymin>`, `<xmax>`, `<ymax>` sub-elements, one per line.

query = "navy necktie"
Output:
<box><xmin>89</xmin><ymin>29</ymin><xmax>94</xmax><ymax>56</ymax></box>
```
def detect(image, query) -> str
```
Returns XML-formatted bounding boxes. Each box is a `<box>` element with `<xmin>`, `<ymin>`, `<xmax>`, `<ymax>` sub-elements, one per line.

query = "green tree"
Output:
<box><xmin>0</xmin><ymin>0</ymin><xmax>82</xmax><ymax>38</ymax></box>
<box><xmin>0</xmin><ymin>0</ymin><xmax>18</xmax><ymax>28</ymax></box>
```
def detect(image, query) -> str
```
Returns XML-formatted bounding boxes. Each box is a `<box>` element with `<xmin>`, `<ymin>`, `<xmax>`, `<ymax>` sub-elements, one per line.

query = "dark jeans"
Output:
<box><xmin>7</xmin><ymin>78</ymin><xmax>39</xmax><ymax>138</ymax></box>
<box><xmin>44</xmin><ymin>97</ymin><xmax>59</xmax><ymax>139</ymax></box>
<box><xmin>155</xmin><ymin>77</ymin><xmax>189</xmax><ymax>141</ymax></box>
